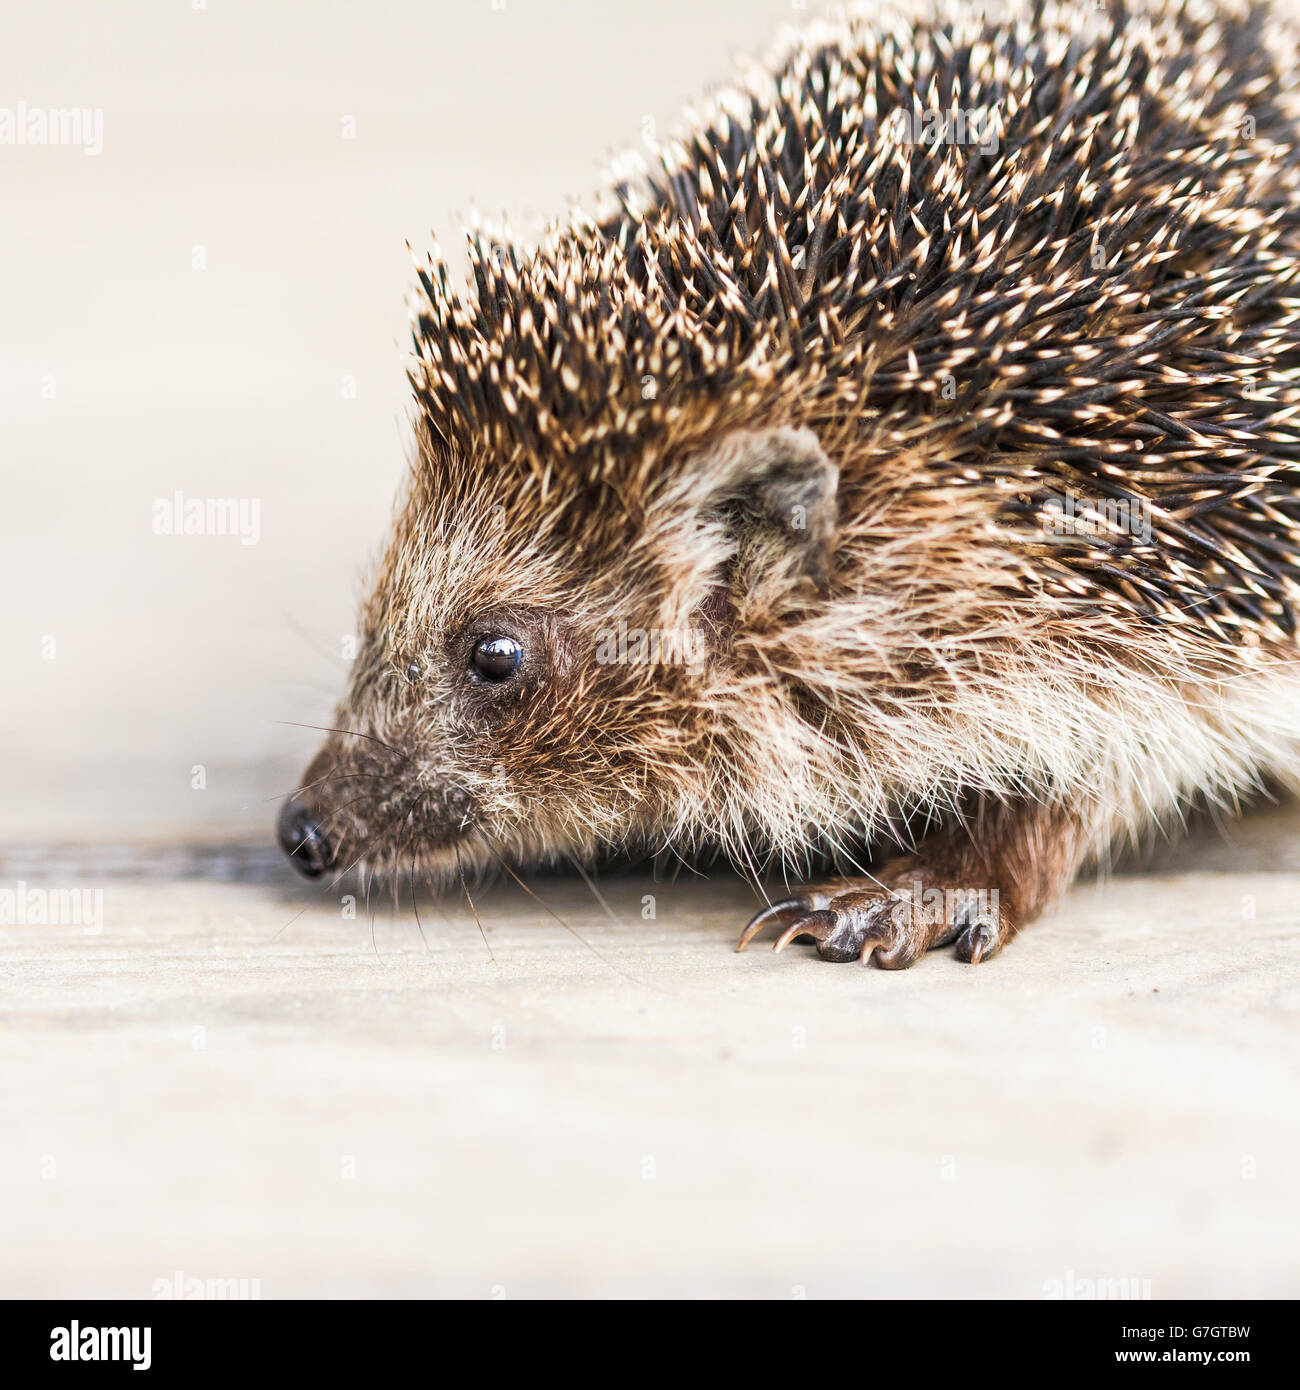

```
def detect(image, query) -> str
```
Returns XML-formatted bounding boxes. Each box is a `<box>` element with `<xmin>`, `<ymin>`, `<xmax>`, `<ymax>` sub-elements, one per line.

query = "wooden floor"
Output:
<box><xmin>4</xmin><ymin>805</ymin><xmax>1299</xmax><ymax>1298</ymax></box>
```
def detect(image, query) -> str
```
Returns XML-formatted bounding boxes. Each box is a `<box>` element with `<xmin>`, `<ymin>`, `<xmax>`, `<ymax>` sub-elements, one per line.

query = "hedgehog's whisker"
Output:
<box><xmin>272</xmin><ymin>721</ymin><xmax>410</xmax><ymax>763</ymax></box>
<box><xmin>251</xmin><ymin>770</ymin><xmax>385</xmax><ymax>807</ymax></box>
<box><xmin>278</xmin><ymin>612</ymin><xmax>355</xmax><ymax>669</ymax></box>
<box><xmin>367</xmin><ymin>864</ymin><xmax>379</xmax><ymax>960</ymax></box>
<box><xmin>454</xmin><ymin>838</ymin><xmax>496</xmax><ymax>966</ymax></box>
<box><xmin>564</xmin><ymin>853</ymin><xmax>624</xmax><ymax>930</ymax></box>
<box><xmin>304</xmin><ymin>791</ymin><xmax>376</xmax><ymax>851</ymax></box>
<box><xmin>396</xmin><ymin>795</ymin><xmax>436</xmax><ymax>956</ymax></box>
<box><xmin>323</xmin><ymin>824</ymin><xmax>391</xmax><ymax>894</ymax></box>
<box><xmin>408</xmin><ymin>863</ymin><xmax>432</xmax><ymax>955</ymax></box>
<box><xmin>483</xmin><ymin>837</ymin><xmax>637</xmax><ymax>985</ymax></box>
<box><xmin>268</xmin><ymin>907</ymin><xmax>309</xmax><ymax>944</ymax></box>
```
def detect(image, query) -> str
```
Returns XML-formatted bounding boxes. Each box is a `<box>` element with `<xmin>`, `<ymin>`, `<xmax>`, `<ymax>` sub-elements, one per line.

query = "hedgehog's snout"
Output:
<box><xmin>278</xmin><ymin>730</ymin><xmax>480</xmax><ymax>884</ymax></box>
<box><xmin>277</xmin><ymin>794</ymin><xmax>335</xmax><ymax>880</ymax></box>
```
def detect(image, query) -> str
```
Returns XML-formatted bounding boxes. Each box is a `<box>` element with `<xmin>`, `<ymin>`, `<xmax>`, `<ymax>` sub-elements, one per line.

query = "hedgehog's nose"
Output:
<box><xmin>277</xmin><ymin>796</ymin><xmax>334</xmax><ymax>880</ymax></box>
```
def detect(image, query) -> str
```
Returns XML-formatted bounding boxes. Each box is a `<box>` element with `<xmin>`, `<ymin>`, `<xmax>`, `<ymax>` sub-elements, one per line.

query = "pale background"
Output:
<box><xmin>3</xmin><ymin>0</ymin><xmax>1298</xmax><ymax>1299</ymax></box>
<box><xmin>1</xmin><ymin>0</ymin><xmax>797</xmax><ymax>839</ymax></box>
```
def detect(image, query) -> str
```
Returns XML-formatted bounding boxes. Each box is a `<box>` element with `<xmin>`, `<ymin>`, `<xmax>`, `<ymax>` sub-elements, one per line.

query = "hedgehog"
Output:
<box><xmin>278</xmin><ymin>0</ymin><xmax>1300</xmax><ymax>969</ymax></box>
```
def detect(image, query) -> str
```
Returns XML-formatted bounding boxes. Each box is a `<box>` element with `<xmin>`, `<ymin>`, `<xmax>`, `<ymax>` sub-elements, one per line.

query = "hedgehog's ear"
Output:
<box><xmin>692</xmin><ymin>426</ymin><xmax>839</xmax><ymax>589</ymax></box>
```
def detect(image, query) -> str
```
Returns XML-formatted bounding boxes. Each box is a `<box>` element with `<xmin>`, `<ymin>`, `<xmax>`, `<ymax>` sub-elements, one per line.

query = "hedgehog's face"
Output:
<box><xmin>279</xmin><ymin>600</ymin><xmax>595</xmax><ymax>887</ymax></box>
<box><xmin>278</xmin><ymin>425</ymin><xmax>841</xmax><ymax>890</ymax></box>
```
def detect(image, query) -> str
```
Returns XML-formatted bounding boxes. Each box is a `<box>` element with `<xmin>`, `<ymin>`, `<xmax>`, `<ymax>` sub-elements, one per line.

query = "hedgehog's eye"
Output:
<box><xmin>472</xmin><ymin>636</ymin><xmax>522</xmax><ymax>682</ymax></box>
<box><xmin>407</xmin><ymin>663</ymin><xmax>422</xmax><ymax>682</ymax></box>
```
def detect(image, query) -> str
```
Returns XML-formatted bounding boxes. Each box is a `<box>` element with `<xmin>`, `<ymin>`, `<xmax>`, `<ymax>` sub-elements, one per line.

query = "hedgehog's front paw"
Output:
<box><xmin>736</xmin><ymin>872</ymin><xmax>1008</xmax><ymax>968</ymax></box>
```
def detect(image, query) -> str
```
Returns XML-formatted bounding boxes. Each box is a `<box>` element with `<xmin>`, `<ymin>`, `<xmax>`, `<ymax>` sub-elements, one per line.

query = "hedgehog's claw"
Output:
<box><xmin>737</xmin><ymin>875</ymin><xmax>1008</xmax><ymax>968</ymax></box>
<box><xmin>954</xmin><ymin>916</ymin><xmax>1001</xmax><ymax>965</ymax></box>
<box><xmin>735</xmin><ymin>897</ymin><xmax>811</xmax><ymax>951</ymax></box>
<box><xmin>772</xmin><ymin>909</ymin><xmax>839</xmax><ymax>953</ymax></box>
<box><xmin>738</xmin><ymin>886</ymin><xmax>878</xmax><ymax>959</ymax></box>
<box><xmin>827</xmin><ymin>894</ymin><xmax>918</xmax><ymax>967</ymax></box>
<box><xmin>737</xmin><ymin>888</ymin><xmax>841</xmax><ymax>950</ymax></box>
